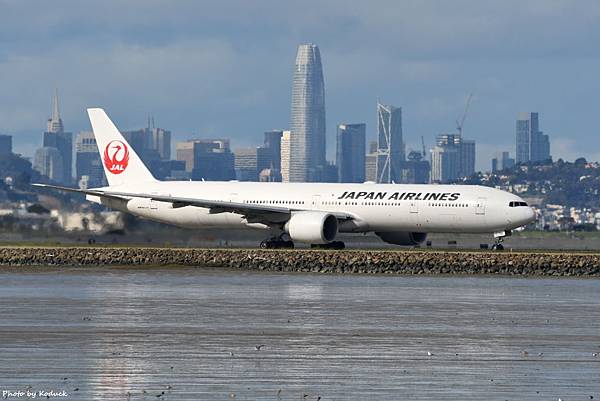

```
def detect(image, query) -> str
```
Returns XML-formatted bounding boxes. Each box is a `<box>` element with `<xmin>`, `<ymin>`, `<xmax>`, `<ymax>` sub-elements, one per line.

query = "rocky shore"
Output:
<box><xmin>1</xmin><ymin>247</ymin><xmax>600</xmax><ymax>277</ymax></box>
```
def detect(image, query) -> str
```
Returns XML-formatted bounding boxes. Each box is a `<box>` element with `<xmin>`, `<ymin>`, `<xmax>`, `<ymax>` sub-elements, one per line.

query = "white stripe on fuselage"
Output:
<box><xmin>90</xmin><ymin>181</ymin><xmax>532</xmax><ymax>234</ymax></box>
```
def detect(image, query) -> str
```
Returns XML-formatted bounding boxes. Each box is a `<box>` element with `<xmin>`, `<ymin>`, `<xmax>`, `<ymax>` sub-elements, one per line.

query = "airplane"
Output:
<box><xmin>34</xmin><ymin>108</ymin><xmax>536</xmax><ymax>250</ymax></box>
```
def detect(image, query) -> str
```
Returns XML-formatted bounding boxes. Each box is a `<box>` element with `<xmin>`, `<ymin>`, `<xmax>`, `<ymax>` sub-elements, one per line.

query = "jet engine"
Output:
<box><xmin>375</xmin><ymin>231</ymin><xmax>427</xmax><ymax>246</ymax></box>
<box><xmin>285</xmin><ymin>212</ymin><xmax>338</xmax><ymax>244</ymax></box>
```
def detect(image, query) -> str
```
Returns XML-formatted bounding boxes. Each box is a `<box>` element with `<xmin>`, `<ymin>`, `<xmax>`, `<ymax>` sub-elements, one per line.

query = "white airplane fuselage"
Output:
<box><xmin>91</xmin><ymin>180</ymin><xmax>535</xmax><ymax>235</ymax></box>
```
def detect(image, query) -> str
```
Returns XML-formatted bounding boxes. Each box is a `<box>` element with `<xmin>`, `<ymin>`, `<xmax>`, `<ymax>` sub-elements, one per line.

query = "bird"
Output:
<box><xmin>427</xmin><ymin>351</ymin><xmax>433</xmax><ymax>356</ymax></box>
<box><xmin>255</xmin><ymin>345</ymin><xmax>265</xmax><ymax>351</ymax></box>
<box><xmin>229</xmin><ymin>352</ymin><xmax>234</xmax><ymax>357</ymax></box>
<box><xmin>593</xmin><ymin>352</ymin><xmax>598</xmax><ymax>357</ymax></box>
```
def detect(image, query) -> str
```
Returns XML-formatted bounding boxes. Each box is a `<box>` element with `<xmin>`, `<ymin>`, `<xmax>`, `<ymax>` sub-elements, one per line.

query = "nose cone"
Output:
<box><xmin>522</xmin><ymin>207</ymin><xmax>536</xmax><ymax>225</ymax></box>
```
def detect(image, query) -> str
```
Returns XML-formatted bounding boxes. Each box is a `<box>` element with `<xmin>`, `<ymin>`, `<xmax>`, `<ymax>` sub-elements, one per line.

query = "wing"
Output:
<box><xmin>32</xmin><ymin>183</ymin><xmax>355</xmax><ymax>224</ymax></box>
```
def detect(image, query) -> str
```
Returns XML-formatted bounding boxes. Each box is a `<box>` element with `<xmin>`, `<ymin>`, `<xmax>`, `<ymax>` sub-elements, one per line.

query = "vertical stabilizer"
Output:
<box><xmin>87</xmin><ymin>108</ymin><xmax>156</xmax><ymax>187</ymax></box>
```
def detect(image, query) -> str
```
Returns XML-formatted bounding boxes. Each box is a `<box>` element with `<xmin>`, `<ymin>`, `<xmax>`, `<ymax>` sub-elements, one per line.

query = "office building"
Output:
<box><xmin>280</xmin><ymin>131</ymin><xmax>291</xmax><ymax>183</ymax></box>
<box><xmin>430</xmin><ymin>134</ymin><xmax>475</xmax><ymax>183</ymax></box>
<box><xmin>42</xmin><ymin>90</ymin><xmax>72</xmax><ymax>183</ymax></box>
<box><xmin>365</xmin><ymin>140</ymin><xmax>378</xmax><ymax>182</ymax></box>
<box><xmin>122</xmin><ymin>128</ymin><xmax>160</xmax><ymax>166</ymax></box>
<box><xmin>492</xmin><ymin>151</ymin><xmax>515</xmax><ymax>172</ymax></box>
<box><xmin>460</xmin><ymin>139</ymin><xmax>476</xmax><ymax>177</ymax></box>
<box><xmin>34</xmin><ymin>147</ymin><xmax>64</xmax><ymax>183</ymax></box>
<box><xmin>259</xmin><ymin>130</ymin><xmax>283</xmax><ymax>180</ymax></box>
<box><xmin>176</xmin><ymin>139</ymin><xmax>235</xmax><ymax>181</ymax></box>
<box><xmin>176</xmin><ymin>141</ymin><xmax>196</xmax><ymax>172</ymax></box>
<box><xmin>400</xmin><ymin>151</ymin><xmax>430</xmax><ymax>184</ymax></box>
<box><xmin>318</xmin><ymin>162</ymin><xmax>338</xmax><ymax>183</ymax></box>
<box><xmin>289</xmin><ymin>43</ymin><xmax>326</xmax><ymax>182</ymax></box>
<box><xmin>336</xmin><ymin>123</ymin><xmax>366</xmax><ymax>183</ymax></box>
<box><xmin>149</xmin><ymin>160</ymin><xmax>186</xmax><ymax>180</ymax></box>
<box><xmin>152</xmin><ymin>128</ymin><xmax>171</xmax><ymax>160</ymax></box>
<box><xmin>376</xmin><ymin>103</ymin><xmax>404</xmax><ymax>183</ymax></box>
<box><xmin>75</xmin><ymin>131</ymin><xmax>104</xmax><ymax>188</ymax></box>
<box><xmin>234</xmin><ymin>147</ymin><xmax>258</xmax><ymax>181</ymax></box>
<box><xmin>0</xmin><ymin>135</ymin><xmax>12</xmax><ymax>156</ymax></box>
<box><xmin>516</xmin><ymin>112</ymin><xmax>551</xmax><ymax>163</ymax></box>
<box><xmin>123</xmin><ymin>123</ymin><xmax>172</xmax><ymax>178</ymax></box>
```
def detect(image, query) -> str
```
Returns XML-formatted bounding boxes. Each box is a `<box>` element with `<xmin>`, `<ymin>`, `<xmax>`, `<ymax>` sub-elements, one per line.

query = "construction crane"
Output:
<box><xmin>456</xmin><ymin>93</ymin><xmax>473</xmax><ymax>136</ymax></box>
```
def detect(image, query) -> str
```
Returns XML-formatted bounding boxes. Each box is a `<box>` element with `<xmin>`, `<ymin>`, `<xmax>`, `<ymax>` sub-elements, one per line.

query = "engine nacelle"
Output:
<box><xmin>285</xmin><ymin>212</ymin><xmax>338</xmax><ymax>244</ymax></box>
<box><xmin>375</xmin><ymin>231</ymin><xmax>427</xmax><ymax>246</ymax></box>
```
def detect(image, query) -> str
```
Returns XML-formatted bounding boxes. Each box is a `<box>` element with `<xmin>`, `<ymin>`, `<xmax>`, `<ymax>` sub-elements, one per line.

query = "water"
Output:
<box><xmin>0</xmin><ymin>266</ymin><xmax>598</xmax><ymax>400</ymax></box>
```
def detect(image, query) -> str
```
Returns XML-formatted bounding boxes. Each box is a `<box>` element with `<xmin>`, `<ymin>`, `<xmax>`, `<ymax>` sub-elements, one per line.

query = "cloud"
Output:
<box><xmin>1</xmin><ymin>0</ymin><xmax>600</xmax><ymax>169</ymax></box>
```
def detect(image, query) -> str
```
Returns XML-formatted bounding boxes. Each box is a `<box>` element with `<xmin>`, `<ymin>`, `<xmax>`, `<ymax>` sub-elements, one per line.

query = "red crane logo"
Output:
<box><xmin>103</xmin><ymin>140</ymin><xmax>130</xmax><ymax>175</ymax></box>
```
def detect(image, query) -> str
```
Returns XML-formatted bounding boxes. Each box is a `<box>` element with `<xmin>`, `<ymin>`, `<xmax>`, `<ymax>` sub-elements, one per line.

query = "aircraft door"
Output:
<box><xmin>311</xmin><ymin>195</ymin><xmax>321</xmax><ymax>210</ymax></box>
<box><xmin>476</xmin><ymin>197</ymin><xmax>486</xmax><ymax>215</ymax></box>
<box><xmin>149</xmin><ymin>192</ymin><xmax>159</xmax><ymax>210</ymax></box>
<box><xmin>410</xmin><ymin>200</ymin><xmax>418</xmax><ymax>214</ymax></box>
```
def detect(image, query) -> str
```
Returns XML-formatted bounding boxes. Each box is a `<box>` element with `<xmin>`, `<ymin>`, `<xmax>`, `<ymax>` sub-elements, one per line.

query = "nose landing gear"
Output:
<box><xmin>491</xmin><ymin>230</ymin><xmax>511</xmax><ymax>251</ymax></box>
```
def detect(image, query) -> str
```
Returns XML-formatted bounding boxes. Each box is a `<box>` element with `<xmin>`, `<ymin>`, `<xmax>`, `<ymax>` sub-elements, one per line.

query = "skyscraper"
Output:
<box><xmin>75</xmin><ymin>131</ymin><xmax>104</xmax><ymax>188</ymax></box>
<box><xmin>175</xmin><ymin>139</ymin><xmax>235</xmax><ymax>181</ymax></box>
<box><xmin>260</xmin><ymin>130</ymin><xmax>283</xmax><ymax>175</ymax></box>
<box><xmin>516</xmin><ymin>112</ymin><xmax>551</xmax><ymax>164</ymax></box>
<box><xmin>152</xmin><ymin>128</ymin><xmax>172</xmax><ymax>160</ymax></box>
<box><xmin>400</xmin><ymin>151</ymin><xmax>430</xmax><ymax>184</ymax></box>
<box><xmin>364</xmin><ymin>140</ymin><xmax>378</xmax><ymax>182</ymax></box>
<box><xmin>376</xmin><ymin>103</ymin><xmax>404</xmax><ymax>183</ymax></box>
<box><xmin>0</xmin><ymin>135</ymin><xmax>12</xmax><ymax>157</ymax></box>
<box><xmin>234</xmin><ymin>147</ymin><xmax>259</xmax><ymax>181</ymax></box>
<box><xmin>34</xmin><ymin>147</ymin><xmax>64</xmax><ymax>183</ymax></box>
<box><xmin>42</xmin><ymin>90</ymin><xmax>72</xmax><ymax>183</ymax></box>
<box><xmin>280</xmin><ymin>131</ymin><xmax>291</xmax><ymax>183</ymax></box>
<box><xmin>336</xmin><ymin>123</ymin><xmax>366</xmax><ymax>183</ymax></box>
<box><xmin>491</xmin><ymin>151</ymin><xmax>515</xmax><ymax>172</ymax></box>
<box><xmin>289</xmin><ymin>43</ymin><xmax>326</xmax><ymax>182</ymax></box>
<box><xmin>430</xmin><ymin>134</ymin><xmax>475</xmax><ymax>183</ymax></box>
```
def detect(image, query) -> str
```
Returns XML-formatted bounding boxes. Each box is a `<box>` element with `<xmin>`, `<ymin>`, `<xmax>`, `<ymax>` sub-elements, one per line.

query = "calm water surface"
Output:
<box><xmin>0</xmin><ymin>266</ymin><xmax>599</xmax><ymax>400</ymax></box>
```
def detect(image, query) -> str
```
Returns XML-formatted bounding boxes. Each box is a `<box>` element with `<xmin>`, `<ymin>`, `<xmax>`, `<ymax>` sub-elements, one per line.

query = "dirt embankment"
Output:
<box><xmin>1</xmin><ymin>247</ymin><xmax>600</xmax><ymax>277</ymax></box>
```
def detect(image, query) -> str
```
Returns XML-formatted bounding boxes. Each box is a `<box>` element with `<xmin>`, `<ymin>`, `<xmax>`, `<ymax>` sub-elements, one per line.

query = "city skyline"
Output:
<box><xmin>1</xmin><ymin>1</ymin><xmax>600</xmax><ymax>170</ymax></box>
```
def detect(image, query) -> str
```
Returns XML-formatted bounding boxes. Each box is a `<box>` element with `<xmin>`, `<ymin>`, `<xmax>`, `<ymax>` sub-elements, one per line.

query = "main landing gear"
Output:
<box><xmin>311</xmin><ymin>241</ymin><xmax>345</xmax><ymax>250</ymax></box>
<box><xmin>259</xmin><ymin>236</ymin><xmax>294</xmax><ymax>249</ymax></box>
<box><xmin>491</xmin><ymin>230</ymin><xmax>511</xmax><ymax>251</ymax></box>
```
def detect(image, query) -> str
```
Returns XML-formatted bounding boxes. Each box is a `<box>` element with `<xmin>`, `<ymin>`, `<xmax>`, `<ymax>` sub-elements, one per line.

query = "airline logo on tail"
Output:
<box><xmin>103</xmin><ymin>140</ymin><xmax>130</xmax><ymax>174</ymax></box>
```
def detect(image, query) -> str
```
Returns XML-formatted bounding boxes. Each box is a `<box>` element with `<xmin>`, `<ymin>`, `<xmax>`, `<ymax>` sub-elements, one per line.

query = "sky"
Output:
<box><xmin>1</xmin><ymin>0</ymin><xmax>600</xmax><ymax>171</ymax></box>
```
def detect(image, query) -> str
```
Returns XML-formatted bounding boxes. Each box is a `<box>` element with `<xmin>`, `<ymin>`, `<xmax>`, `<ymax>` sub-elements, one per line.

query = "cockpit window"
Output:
<box><xmin>509</xmin><ymin>201</ymin><xmax>528</xmax><ymax>207</ymax></box>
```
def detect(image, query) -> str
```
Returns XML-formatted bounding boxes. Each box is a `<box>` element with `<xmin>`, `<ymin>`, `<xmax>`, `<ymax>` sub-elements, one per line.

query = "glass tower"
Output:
<box><xmin>336</xmin><ymin>123</ymin><xmax>366</xmax><ymax>183</ymax></box>
<box><xmin>289</xmin><ymin>44</ymin><xmax>326</xmax><ymax>182</ymax></box>
<box><xmin>376</xmin><ymin>103</ymin><xmax>404</xmax><ymax>183</ymax></box>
